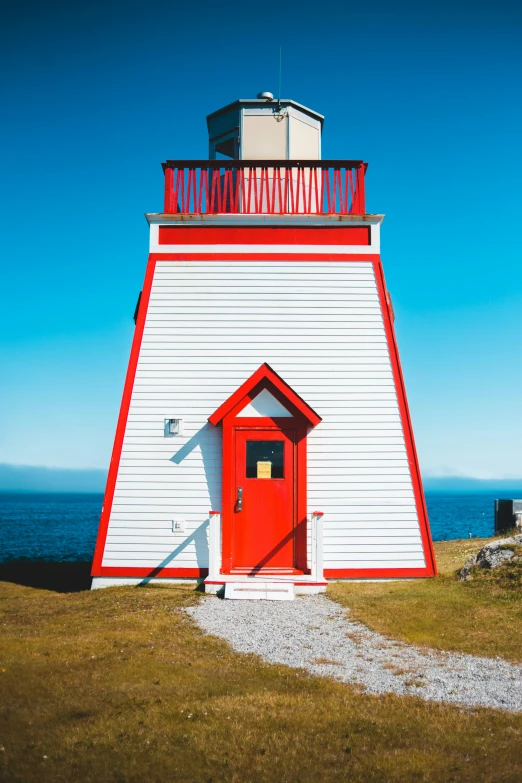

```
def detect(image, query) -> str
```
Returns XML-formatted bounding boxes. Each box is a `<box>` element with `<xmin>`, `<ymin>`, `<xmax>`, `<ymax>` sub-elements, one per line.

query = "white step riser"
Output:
<box><xmin>224</xmin><ymin>582</ymin><xmax>295</xmax><ymax>601</ymax></box>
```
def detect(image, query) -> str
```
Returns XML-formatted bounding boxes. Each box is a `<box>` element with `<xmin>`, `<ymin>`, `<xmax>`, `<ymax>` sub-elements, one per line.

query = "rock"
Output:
<box><xmin>459</xmin><ymin>556</ymin><xmax>478</xmax><ymax>581</ymax></box>
<box><xmin>476</xmin><ymin>547</ymin><xmax>514</xmax><ymax>569</ymax></box>
<box><xmin>488</xmin><ymin>534</ymin><xmax>522</xmax><ymax>548</ymax></box>
<box><xmin>459</xmin><ymin>534</ymin><xmax>522</xmax><ymax>580</ymax></box>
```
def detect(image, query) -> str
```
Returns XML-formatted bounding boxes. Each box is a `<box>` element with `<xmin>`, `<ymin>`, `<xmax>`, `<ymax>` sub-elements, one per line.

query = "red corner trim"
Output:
<box><xmin>94</xmin><ymin>567</ymin><xmax>208</xmax><ymax>578</ymax></box>
<box><xmin>90</xmin><ymin>255</ymin><xmax>157</xmax><ymax>577</ymax></box>
<box><xmin>373</xmin><ymin>260</ymin><xmax>437</xmax><ymax>577</ymax></box>
<box><xmin>208</xmin><ymin>363</ymin><xmax>322</xmax><ymax>427</ymax></box>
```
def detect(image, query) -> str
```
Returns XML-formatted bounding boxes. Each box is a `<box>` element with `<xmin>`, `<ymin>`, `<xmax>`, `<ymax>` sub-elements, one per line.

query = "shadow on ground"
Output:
<box><xmin>0</xmin><ymin>560</ymin><xmax>92</xmax><ymax>593</ymax></box>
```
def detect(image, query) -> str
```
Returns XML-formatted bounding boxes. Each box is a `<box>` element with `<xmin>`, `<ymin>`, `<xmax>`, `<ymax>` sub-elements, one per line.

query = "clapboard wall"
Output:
<box><xmin>98</xmin><ymin>259</ymin><xmax>429</xmax><ymax>575</ymax></box>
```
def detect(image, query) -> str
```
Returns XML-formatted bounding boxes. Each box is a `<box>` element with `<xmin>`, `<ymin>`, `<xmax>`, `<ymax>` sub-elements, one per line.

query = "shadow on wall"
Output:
<box><xmin>125</xmin><ymin>421</ymin><xmax>224</xmax><ymax>583</ymax></box>
<box><xmin>136</xmin><ymin>520</ymin><xmax>210</xmax><ymax>586</ymax></box>
<box><xmin>169</xmin><ymin>421</ymin><xmax>222</xmax><ymax>514</ymax></box>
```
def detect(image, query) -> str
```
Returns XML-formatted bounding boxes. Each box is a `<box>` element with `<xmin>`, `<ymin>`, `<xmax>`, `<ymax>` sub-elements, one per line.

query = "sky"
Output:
<box><xmin>0</xmin><ymin>0</ymin><xmax>521</xmax><ymax>480</ymax></box>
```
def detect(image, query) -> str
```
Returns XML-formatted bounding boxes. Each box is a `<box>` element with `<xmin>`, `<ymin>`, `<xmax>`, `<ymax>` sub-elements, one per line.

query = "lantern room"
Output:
<box><xmin>207</xmin><ymin>95</ymin><xmax>323</xmax><ymax>160</ymax></box>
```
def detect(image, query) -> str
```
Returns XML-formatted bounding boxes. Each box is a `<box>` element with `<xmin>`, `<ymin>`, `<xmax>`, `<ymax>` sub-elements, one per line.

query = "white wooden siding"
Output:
<box><xmin>102</xmin><ymin>261</ymin><xmax>426</xmax><ymax>572</ymax></box>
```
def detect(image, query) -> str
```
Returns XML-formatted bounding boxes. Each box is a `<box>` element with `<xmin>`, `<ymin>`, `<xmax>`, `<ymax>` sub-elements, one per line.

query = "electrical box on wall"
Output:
<box><xmin>172</xmin><ymin>519</ymin><xmax>185</xmax><ymax>534</ymax></box>
<box><xmin>164</xmin><ymin>418</ymin><xmax>183</xmax><ymax>436</ymax></box>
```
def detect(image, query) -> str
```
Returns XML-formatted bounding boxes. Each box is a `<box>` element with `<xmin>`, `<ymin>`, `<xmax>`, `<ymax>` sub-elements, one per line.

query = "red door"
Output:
<box><xmin>231</xmin><ymin>428</ymin><xmax>295</xmax><ymax>572</ymax></box>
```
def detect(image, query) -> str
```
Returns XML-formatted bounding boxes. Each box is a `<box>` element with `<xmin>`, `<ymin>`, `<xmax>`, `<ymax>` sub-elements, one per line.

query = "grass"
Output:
<box><xmin>1</xmin><ymin>558</ymin><xmax>522</xmax><ymax>782</ymax></box>
<box><xmin>329</xmin><ymin>537</ymin><xmax>522</xmax><ymax>663</ymax></box>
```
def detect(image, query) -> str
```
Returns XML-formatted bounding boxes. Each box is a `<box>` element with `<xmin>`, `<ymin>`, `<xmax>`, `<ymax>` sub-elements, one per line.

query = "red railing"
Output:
<box><xmin>162</xmin><ymin>160</ymin><xmax>367</xmax><ymax>215</ymax></box>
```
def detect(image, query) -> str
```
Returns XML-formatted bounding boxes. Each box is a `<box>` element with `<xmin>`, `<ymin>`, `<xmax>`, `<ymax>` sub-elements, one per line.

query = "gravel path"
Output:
<box><xmin>186</xmin><ymin>594</ymin><xmax>522</xmax><ymax>712</ymax></box>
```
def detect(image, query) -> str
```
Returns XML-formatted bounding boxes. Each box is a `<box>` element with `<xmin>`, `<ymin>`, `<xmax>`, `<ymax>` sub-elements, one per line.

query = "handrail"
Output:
<box><xmin>310</xmin><ymin>511</ymin><xmax>325</xmax><ymax>582</ymax></box>
<box><xmin>162</xmin><ymin>159</ymin><xmax>366</xmax><ymax>169</ymax></box>
<box><xmin>162</xmin><ymin>160</ymin><xmax>367</xmax><ymax>215</ymax></box>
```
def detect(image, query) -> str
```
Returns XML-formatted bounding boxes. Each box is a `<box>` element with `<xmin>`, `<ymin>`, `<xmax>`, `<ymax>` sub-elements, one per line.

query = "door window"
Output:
<box><xmin>246</xmin><ymin>440</ymin><xmax>284</xmax><ymax>479</ymax></box>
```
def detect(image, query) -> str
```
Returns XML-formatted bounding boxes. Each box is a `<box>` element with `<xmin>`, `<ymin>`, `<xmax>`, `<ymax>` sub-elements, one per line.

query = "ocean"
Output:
<box><xmin>0</xmin><ymin>491</ymin><xmax>514</xmax><ymax>564</ymax></box>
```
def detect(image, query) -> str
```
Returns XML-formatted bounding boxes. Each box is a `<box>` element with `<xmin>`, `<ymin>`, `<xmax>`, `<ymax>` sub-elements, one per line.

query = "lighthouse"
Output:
<box><xmin>91</xmin><ymin>93</ymin><xmax>437</xmax><ymax>593</ymax></box>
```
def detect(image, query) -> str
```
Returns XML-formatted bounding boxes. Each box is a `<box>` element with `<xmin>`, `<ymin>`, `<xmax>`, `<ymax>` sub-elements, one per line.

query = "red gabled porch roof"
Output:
<box><xmin>208</xmin><ymin>363</ymin><xmax>322</xmax><ymax>427</ymax></box>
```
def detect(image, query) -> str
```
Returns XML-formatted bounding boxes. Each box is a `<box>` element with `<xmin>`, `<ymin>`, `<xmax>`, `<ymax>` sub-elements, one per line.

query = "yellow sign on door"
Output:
<box><xmin>257</xmin><ymin>461</ymin><xmax>272</xmax><ymax>478</ymax></box>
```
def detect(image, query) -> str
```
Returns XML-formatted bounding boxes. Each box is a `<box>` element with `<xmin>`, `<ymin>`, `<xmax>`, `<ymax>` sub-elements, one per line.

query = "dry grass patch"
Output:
<box><xmin>1</xmin><ymin>578</ymin><xmax>522</xmax><ymax>782</ymax></box>
<box><xmin>435</xmin><ymin>538</ymin><xmax>494</xmax><ymax>575</ymax></box>
<box><xmin>329</xmin><ymin>537</ymin><xmax>522</xmax><ymax>662</ymax></box>
<box><xmin>382</xmin><ymin>664</ymin><xmax>421</xmax><ymax>677</ymax></box>
<box><xmin>344</xmin><ymin>631</ymin><xmax>363</xmax><ymax>644</ymax></box>
<box><xmin>403</xmin><ymin>679</ymin><xmax>425</xmax><ymax>689</ymax></box>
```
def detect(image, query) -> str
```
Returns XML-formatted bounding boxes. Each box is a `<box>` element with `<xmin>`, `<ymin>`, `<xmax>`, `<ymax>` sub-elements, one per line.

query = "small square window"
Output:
<box><xmin>246</xmin><ymin>440</ymin><xmax>284</xmax><ymax>479</ymax></box>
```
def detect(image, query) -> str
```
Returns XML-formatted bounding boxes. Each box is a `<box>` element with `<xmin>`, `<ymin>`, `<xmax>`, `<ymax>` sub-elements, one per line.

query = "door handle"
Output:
<box><xmin>237</xmin><ymin>486</ymin><xmax>243</xmax><ymax>512</ymax></box>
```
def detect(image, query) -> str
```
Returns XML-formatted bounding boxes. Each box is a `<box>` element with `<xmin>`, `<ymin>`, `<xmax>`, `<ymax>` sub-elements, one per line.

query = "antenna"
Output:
<box><xmin>277</xmin><ymin>45</ymin><xmax>282</xmax><ymax>109</ymax></box>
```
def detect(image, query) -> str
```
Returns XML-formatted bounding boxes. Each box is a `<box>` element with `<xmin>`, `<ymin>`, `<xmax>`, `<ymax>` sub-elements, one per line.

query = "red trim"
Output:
<box><xmin>324</xmin><ymin>568</ymin><xmax>433</xmax><ymax>579</ymax></box>
<box><xmin>312</xmin><ymin>511</ymin><xmax>324</xmax><ymax>517</ymax></box>
<box><xmin>95</xmin><ymin>567</ymin><xmax>207</xmax><ymax>578</ymax></box>
<box><xmin>386</xmin><ymin>291</ymin><xmax>395</xmax><ymax>323</ymax></box>
<box><xmin>150</xmin><ymin>253</ymin><xmax>380</xmax><ymax>262</ymax></box>
<box><xmin>373</xmin><ymin>260</ymin><xmax>437</xmax><ymax>577</ymax></box>
<box><xmin>209</xmin><ymin>363</ymin><xmax>321</xmax><ymax>427</ymax></box>
<box><xmin>221</xmin><ymin>413</ymin><xmax>234</xmax><ymax>573</ymax></box>
<box><xmin>209</xmin><ymin>510</ymin><xmax>220</xmax><ymax>515</ymax></box>
<box><xmin>95</xmin><ymin>567</ymin><xmax>430</xmax><ymax>581</ymax></box>
<box><xmin>158</xmin><ymin>226</ymin><xmax>370</xmax><ymax>246</ymax></box>
<box><xmin>90</xmin><ymin>256</ymin><xmax>157</xmax><ymax>577</ymax></box>
<box><xmin>296</xmin><ymin>427</ymin><xmax>308</xmax><ymax>568</ymax></box>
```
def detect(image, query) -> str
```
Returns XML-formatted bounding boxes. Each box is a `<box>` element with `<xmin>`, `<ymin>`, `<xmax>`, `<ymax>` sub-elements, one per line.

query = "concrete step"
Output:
<box><xmin>224</xmin><ymin>581</ymin><xmax>295</xmax><ymax>601</ymax></box>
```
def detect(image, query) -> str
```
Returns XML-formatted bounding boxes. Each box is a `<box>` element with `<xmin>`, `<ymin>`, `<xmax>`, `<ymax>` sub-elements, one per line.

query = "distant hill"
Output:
<box><xmin>0</xmin><ymin>463</ymin><xmax>521</xmax><ymax>496</ymax></box>
<box><xmin>0</xmin><ymin>464</ymin><xmax>106</xmax><ymax>493</ymax></box>
<box><xmin>423</xmin><ymin>476</ymin><xmax>522</xmax><ymax>494</ymax></box>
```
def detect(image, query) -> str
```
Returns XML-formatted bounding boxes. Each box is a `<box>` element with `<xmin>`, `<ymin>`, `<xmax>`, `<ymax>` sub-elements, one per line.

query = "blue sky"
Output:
<box><xmin>1</xmin><ymin>0</ymin><xmax>521</xmax><ymax>479</ymax></box>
